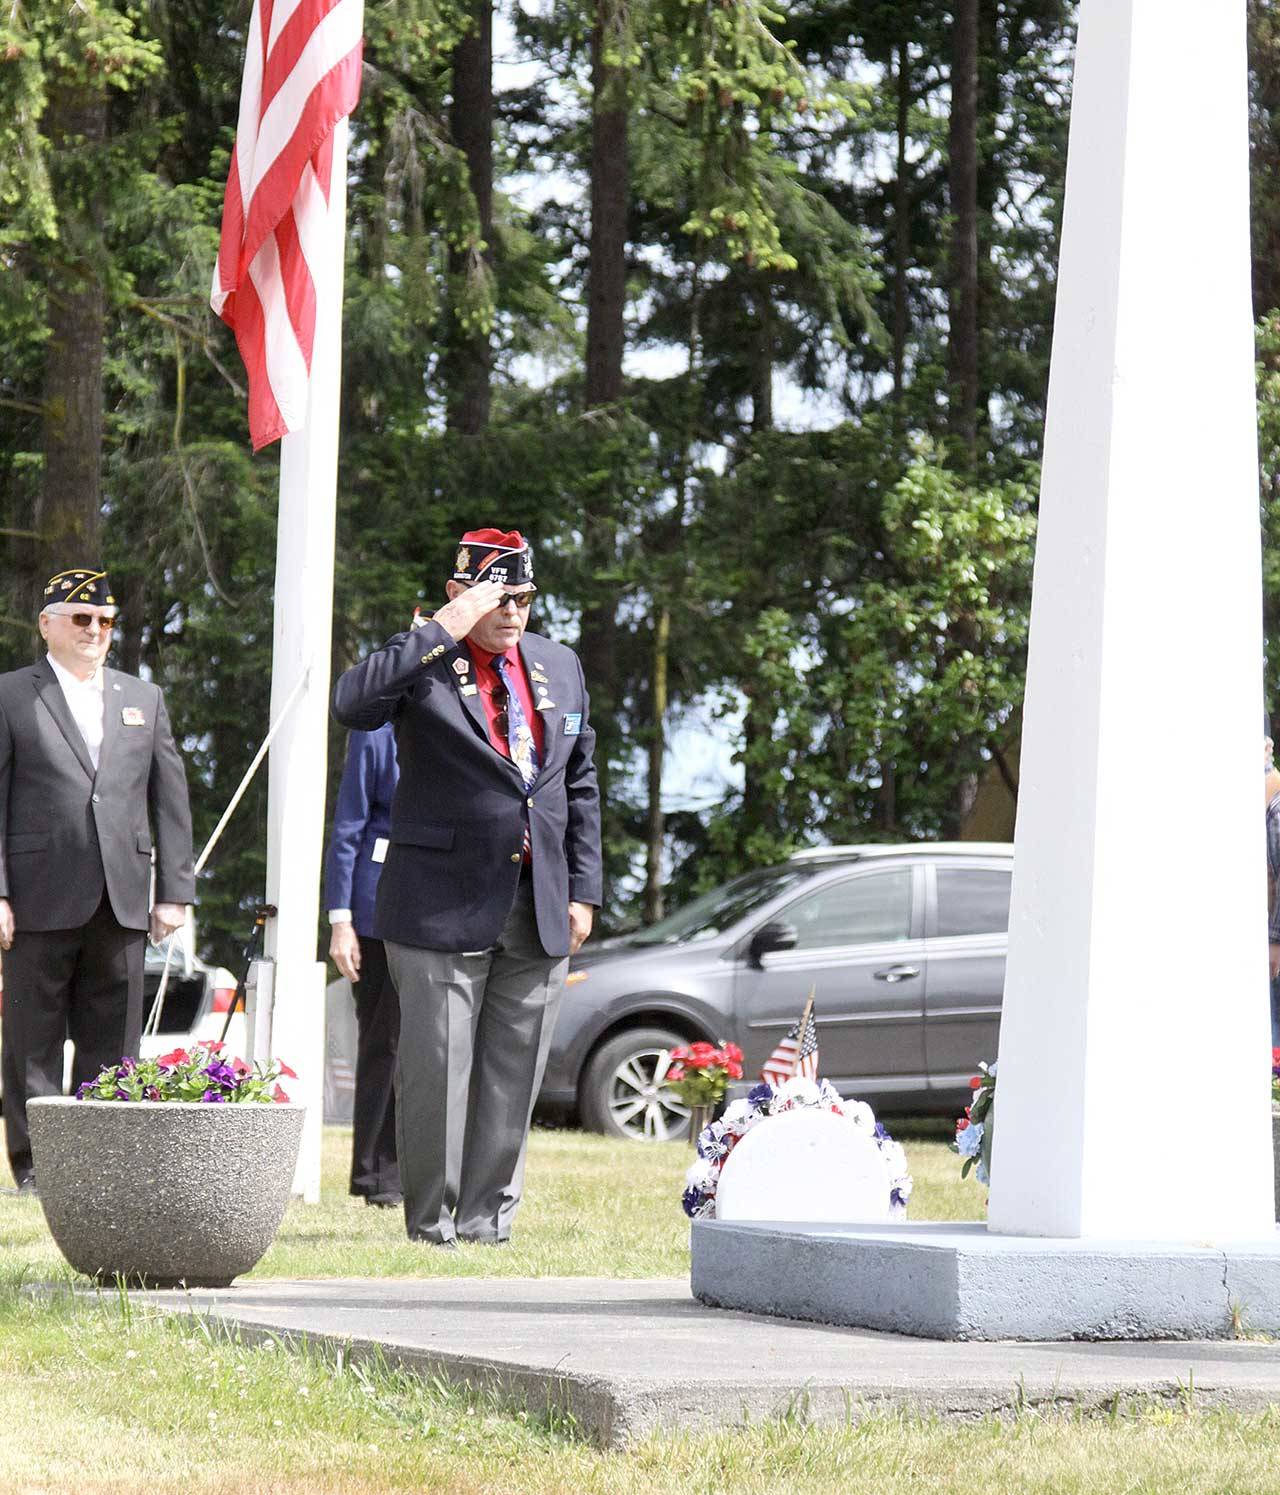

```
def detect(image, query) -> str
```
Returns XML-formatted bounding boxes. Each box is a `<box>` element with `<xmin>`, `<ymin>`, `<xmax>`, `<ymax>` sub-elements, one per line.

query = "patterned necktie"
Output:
<box><xmin>492</xmin><ymin>654</ymin><xmax>540</xmax><ymax>789</ymax></box>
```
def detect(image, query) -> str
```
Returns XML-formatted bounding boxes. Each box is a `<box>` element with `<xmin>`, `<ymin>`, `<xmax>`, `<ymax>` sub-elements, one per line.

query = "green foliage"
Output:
<box><xmin>0</xmin><ymin>0</ymin><xmax>161</xmax><ymax>246</ymax></box>
<box><xmin>6</xmin><ymin>0</ymin><xmax>1280</xmax><ymax>952</ymax></box>
<box><xmin>676</xmin><ymin>431</ymin><xmax>1035</xmax><ymax>897</ymax></box>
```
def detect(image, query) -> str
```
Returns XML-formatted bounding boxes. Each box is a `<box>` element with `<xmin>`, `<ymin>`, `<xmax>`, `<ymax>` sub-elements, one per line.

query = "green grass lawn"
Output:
<box><xmin>2</xmin><ymin>1121</ymin><xmax>989</xmax><ymax>1280</ymax></box>
<box><xmin>3</xmin><ymin>1125</ymin><xmax>1279</xmax><ymax>1493</ymax></box>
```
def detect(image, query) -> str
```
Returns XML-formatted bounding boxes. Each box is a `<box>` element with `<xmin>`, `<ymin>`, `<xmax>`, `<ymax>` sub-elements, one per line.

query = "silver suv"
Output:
<box><xmin>539</xmin><ymin>843</ymin><xmax>1012</xmax><ymax>1141</ymax></box>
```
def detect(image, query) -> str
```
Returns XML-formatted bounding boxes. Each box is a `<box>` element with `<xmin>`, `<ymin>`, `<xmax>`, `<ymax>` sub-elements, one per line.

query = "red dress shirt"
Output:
<box><xmin>464</xmin><ymin>640</ymin><xmax>545</xmax><ymax>765</ymax></box>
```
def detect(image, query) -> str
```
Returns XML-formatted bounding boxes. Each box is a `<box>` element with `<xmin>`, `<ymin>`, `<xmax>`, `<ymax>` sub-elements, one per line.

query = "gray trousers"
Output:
<box><xmin>386</xmin><ymin>878</ymin><xmax>567</xmax><ymax>1244</ymax></box>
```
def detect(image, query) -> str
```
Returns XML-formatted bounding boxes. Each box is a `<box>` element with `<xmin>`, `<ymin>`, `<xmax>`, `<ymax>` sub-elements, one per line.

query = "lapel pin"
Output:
<box><xmin>460</xmin><ymin>683</ymin><xmax>479</xmax><ymax>696</ymax></box>
<box><xmin>452</xmin><ymin>659</ymin><xmax>470</xmax><ymax>677</ymax></box>
<box><xmin>535</xmin><ymin>699</ymin><xmax>556</xmax><ymax>712</ymax></box>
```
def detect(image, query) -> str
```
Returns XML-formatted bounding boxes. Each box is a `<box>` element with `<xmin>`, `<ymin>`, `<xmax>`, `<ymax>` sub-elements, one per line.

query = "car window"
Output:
<box><xmin>934</xmin><ymin>867</ymin><xmax>1012</xmax><ymax>937</ymax></box>
<box><xmin>628</xmin><ymin>863</ymin><xmax>827</xmax><ymax>945</ymax></box>
<box><xmin>785</xmin><ymin>869</ymin><xmax>913</xmax><ymax>951</ymax></box>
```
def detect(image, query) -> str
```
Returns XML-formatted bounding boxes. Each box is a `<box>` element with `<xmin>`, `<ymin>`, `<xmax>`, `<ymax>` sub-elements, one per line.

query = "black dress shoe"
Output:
<box><xmin>15</xmin><ymin>1174</ymin><xmax>37</xmax><ymax>1197</ymax></box>
<box><xmin>365</xmin><ymin>1192</ymin><xmax>403</xmax><ymax>1209</ymax></box>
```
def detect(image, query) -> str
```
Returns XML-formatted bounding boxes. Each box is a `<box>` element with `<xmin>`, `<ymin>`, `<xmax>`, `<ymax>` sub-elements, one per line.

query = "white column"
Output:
<box><xmin>988</xmin><ymin>0</ymin><xmax>1272</xmax><ymax>1241</ymax></box>
<box><xmin>260</xmin><ymin>118</ymin><xmax>351</xmax><ymax>1204</ymax></box>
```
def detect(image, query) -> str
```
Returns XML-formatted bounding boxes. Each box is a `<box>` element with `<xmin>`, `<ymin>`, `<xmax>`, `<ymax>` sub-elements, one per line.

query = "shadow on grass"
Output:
<box><xmin>884</xmin><ymin>1116</ymin><xmax>956</xmax><ymax>1141</ymax></box>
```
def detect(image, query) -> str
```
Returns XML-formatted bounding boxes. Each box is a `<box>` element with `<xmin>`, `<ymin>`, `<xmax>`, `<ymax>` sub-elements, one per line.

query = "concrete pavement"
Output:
<box><xmin>136</xmin><ymin>1275</ymin><xmax>1280</xmax><ymax>1447</ymax></box>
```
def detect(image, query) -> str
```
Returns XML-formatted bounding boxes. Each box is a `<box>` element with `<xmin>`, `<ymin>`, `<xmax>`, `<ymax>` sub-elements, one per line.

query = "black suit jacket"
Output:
<box><xmin>331</xmin><ymin>624</ymin><xmax>602</xmax><ymax>957</ymax></box>
<box><xmin>0</xmin><ymin>661</ymin><xmax>195</xmax><ymax>932</ymax></box>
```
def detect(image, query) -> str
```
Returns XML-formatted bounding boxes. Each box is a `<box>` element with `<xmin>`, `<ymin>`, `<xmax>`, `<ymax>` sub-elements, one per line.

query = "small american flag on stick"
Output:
<box><xmin>760</xmin><ymin>991</ymin><xmax>819</xmax><ymax>1086</ymax></box>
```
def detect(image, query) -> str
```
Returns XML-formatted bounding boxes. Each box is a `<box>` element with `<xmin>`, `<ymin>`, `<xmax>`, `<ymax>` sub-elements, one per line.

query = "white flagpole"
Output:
<box><xmin>258</xmin><ymin>116</ymin><xmax>352</xmax><ymax>1203</ymax></box>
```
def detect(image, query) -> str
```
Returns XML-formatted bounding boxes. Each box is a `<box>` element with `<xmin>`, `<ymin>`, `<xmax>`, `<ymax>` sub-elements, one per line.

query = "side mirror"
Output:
<box><xmin>749</xmin><ymin>921</ymin><xmax>798</xmax><ymax>965</ymax></box>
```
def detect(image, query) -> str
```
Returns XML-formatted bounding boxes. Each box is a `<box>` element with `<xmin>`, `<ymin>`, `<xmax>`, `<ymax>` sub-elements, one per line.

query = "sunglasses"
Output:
<box><xmin>492</xmin><ymin>680</ymin><xmax>511</xmax><ymax>739</ymax></box>
<box><xmin>50</xmin><ymin>610</ymin><xmax>117</xmax><ymax>630</ymax></box>
<box><xmin>465</xmin><ymin>584</ymin><xmax>536</xmax><ymax>610</ymax></box>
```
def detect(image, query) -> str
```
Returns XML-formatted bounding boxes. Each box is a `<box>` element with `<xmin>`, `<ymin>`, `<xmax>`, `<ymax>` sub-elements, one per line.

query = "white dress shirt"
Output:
<box><xmin>47</xmin><ymin>653</ymin><xmax>105</xmax><ymax>771</ymax></box>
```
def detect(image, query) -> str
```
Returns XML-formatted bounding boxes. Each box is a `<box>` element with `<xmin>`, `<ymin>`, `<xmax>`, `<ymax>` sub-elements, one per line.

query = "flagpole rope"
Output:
<box><xmin>144</xmin><ymin>667</ymin><xmax>312</xmax><ymax>1039</ymax></box>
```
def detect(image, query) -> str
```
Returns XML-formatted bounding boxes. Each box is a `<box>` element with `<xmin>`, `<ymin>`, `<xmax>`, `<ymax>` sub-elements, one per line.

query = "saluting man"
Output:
<box><xmin>0</xmin><ymin>568</ymin><xmax>194</xmax><ymax>1193</ymax></box>
<box><xmin>332</xmin><ymin>530</ymin><xmax>602</xmax><ymax>1246</ymax></box>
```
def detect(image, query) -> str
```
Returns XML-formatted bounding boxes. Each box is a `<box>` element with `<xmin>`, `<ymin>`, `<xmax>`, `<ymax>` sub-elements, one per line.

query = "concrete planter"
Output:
<box><xmin>28</xmin><ymin>1097</ymin><xmax>305</xmax><ymax>1288</ymax></box>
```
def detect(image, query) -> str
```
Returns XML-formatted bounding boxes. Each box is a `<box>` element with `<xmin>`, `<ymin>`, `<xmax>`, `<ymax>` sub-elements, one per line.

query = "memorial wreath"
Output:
<box><xmin>680</xmin><ymin>1075</ymin><xmax>913</xmax><ymax>1221</ymax></box>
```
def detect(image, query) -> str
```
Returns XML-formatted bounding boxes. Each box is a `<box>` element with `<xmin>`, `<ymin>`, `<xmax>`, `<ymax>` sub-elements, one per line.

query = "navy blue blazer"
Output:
<box><xmin>323</xmin><ymin>723</ymin><xmax>399</xmax><ymax>938</ymax></box>
<box><xmin>330</xmin><ymin>623</ymin><xmax>602</xmax><ymax>958</ymax></box>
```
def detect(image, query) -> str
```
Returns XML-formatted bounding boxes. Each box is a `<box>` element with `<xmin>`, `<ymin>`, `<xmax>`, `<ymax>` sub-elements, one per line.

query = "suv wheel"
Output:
<box><xmin>579</xmin><ymin>1026</ymin><xmax>692</xmax><ymax>1142</ymax></box>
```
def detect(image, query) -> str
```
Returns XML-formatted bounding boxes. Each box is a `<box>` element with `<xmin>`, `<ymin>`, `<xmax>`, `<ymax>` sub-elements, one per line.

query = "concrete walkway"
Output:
<box><xmin>138</xmin><ymin>1276</ymin><xmax>1280</xmax><ymax>1447</ymax></box>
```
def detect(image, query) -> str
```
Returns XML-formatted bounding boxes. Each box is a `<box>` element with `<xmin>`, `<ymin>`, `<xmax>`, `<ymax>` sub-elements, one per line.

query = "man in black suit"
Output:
<box><xmin>332</xmin><ymin>530</ymin><xmax>602</xmax><ymax>1246</ymax></box>
<box><xmin>0</xmin><ymin>568</ymin><xmax>194</xmax><ymax>1192</ymax></box>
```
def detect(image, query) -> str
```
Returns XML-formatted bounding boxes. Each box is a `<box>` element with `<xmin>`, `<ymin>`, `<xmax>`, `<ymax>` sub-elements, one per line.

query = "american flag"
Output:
<box><xmin>211</xmin><ymin>0</ymin><xmax>364</xmax><ymax>450</ymax></box>
<box><xmin>760</xmin><ymin>1005</ymin><xmax>819</xmax><ymax>1086</ymax></box>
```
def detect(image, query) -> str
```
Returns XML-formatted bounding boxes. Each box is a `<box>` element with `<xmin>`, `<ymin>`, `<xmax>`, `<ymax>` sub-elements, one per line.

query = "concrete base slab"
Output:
<box><xmin>692</xmin><ymin>1221</ymin><xmax>1280</xmax><ymax>1341</ymax></box>
<box><xmin>131</xmin><ymin>1274</ymin><xmax>1280</xmax><ymax>1447</ymax></box>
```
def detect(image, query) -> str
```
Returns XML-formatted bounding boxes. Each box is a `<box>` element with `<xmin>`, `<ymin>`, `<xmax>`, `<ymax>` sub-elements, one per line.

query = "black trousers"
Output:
<box><xmin>349</xmin><ymin>935</ymin><xmax>401</xmax><ymax>1198</ymax></box>
<box><xmin>2</xmin><ymin>894</ymin><xmax>145</xmax><ymax>1182</ymax></box>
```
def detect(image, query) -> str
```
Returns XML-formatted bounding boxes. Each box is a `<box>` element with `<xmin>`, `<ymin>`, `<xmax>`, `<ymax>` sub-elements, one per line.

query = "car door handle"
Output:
<box><xmin>874</xmin><ymin>964</ymin><xmax>920</xmax><ymax>983</ymax></box>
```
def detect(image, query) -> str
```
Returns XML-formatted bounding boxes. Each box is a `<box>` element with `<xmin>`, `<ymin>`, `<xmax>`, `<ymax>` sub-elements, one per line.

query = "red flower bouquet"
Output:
<box><xmin>665</xmin><ymin>1041</ymin><xmax>744</xmax><ymax>1109</ymax></box>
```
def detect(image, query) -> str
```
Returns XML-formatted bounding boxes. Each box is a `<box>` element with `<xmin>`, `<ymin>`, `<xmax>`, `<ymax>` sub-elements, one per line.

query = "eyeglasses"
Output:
<box><xmin>49</xmin><ymin>610</ymin><xmax>117</xmax><ymax>630</ymax></box>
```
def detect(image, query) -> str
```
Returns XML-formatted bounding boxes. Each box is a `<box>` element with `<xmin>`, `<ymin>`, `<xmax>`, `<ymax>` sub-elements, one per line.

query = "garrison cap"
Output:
<box><xmin>42</xmin><ymin>567</ymin><xmax>116</xmax><ymax>610</ymax></box>
<box><xmin>451</xmin><ymin>529</ymin><xmax>535</xmax><ymax>588</ymax></box>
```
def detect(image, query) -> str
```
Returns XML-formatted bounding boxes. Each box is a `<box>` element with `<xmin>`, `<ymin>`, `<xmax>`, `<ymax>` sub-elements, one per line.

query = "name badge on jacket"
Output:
<box><xmin>371</xmin><ymin>837</ymin><xmax>389</xmax><ymax>864</ymax></box>
<box><xmin>563</xmin><ymin>713</ymin><xmax>582</xmax><ymax>736</ymax></box>
<box><xmin>122</xmin><ymin>707</ymin><xmax>146</xmax><ymax>726</ymax></box>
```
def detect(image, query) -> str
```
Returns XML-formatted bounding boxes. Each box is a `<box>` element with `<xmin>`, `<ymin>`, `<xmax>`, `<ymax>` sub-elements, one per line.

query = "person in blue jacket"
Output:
<box><xmin>323</xmin><ymin>721</ymin><xmax>401</xmax><ymax>1206</ymax></box>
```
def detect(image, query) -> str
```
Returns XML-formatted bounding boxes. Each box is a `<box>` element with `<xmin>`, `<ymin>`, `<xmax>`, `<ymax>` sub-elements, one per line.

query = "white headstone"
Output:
<box><xmin>715</xmin><ymin>1109</ymin><xmax>891</xmax><ymax>1224</ymax></box>
<box><xmin>988</xmin><ymin>0</ymin><xmax>1274</xmax><ymax>1241</ymax></box>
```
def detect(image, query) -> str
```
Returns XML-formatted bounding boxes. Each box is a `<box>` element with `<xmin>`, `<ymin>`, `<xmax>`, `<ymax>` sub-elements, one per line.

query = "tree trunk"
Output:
<box><xmin>30</xmin><ymin>82</ymin><xmax>107</xmax><ymax>623</ymax></box>
<box><xmin>115</xmin><ymin>568</ymin><xmax>145</xmax><ymax>676</ymax></box>
<box><xmin>892</xmin><ymin>40</ymin><xmax>912</xmax><ymax>422</ymax></box>
<box><xmin>878</xmin><ymin>756</ymin><xmax>897</xmax><ymax>833</ymax></box>
<box><xmin>643</xmin><ymin>608</ymin><xmax>670</xmax><ymax>924</ymax></box>
<box><xmin>579</xmin><ymin>0</ymin><xmax>630</xmax><ymax>818</ymax></box>
<box><xmin>586</xmin><ymin>0</ymin><xmax>628</xmax><ymax>408</ymax></box>
<box><xmin>1249</xmin><ymin>1</ymin><xmax>1280</xmax><ymax>316</ymax></box>
<box><xmin>975</xmin><ymin>0</ymin><xmax>1001</xmax><ymax>427</ymax></box>
<box><xmin>948</xmin><ymin>0</ymin><xmax>980</xmax><ymax>461</ymax></box>
<box><xmin>750</xmin><ymin>283</ymin><xmax>773</xmax><ymax>433</ymax></box>
<box><xmin>443</xmin><ymin>0</ymin><xmax>493</xmax><ymax>435</ymax></box>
